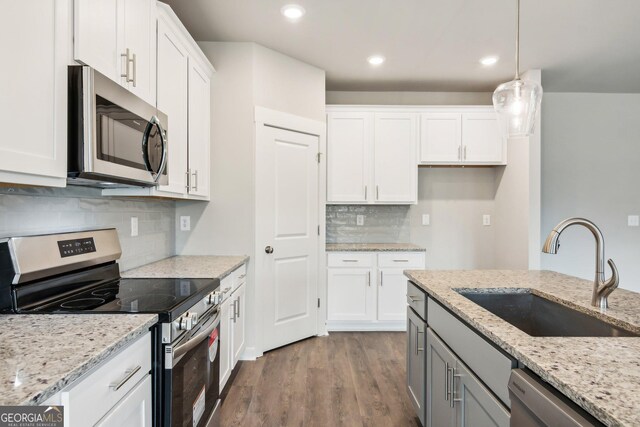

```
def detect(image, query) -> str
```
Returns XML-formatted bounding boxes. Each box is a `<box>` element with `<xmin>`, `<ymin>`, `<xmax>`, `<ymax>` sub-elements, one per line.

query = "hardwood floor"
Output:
<box><xmin>219</xmin><ymin>332</ymin><xmax>420</xmax><ymax>427</ymax></box>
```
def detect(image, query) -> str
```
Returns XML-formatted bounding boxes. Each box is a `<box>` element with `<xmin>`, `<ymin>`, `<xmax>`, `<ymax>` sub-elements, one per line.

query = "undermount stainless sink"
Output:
<box><xmin>456</xmin><ymin>289</ymin><xmax>639</xmax><ymax>337</ymax></box>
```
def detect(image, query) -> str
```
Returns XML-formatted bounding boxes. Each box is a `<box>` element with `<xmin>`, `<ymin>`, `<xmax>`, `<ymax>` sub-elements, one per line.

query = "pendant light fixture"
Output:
<box><xmin>492</xmin><ymin>0</ymin><xmax>542</xmax><ymax>137</ymax></box>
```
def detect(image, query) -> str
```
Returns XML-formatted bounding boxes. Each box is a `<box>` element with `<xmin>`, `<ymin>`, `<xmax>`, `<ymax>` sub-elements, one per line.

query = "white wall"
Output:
<box><xmin>175</xmin><ymin>42</ymin><xmax>326</xmax><ymax>357</ymax></box>
<box><xmin>541</xmin><ymin>93</ymin><xmax>640</xmax><ymax>292</ymax></box>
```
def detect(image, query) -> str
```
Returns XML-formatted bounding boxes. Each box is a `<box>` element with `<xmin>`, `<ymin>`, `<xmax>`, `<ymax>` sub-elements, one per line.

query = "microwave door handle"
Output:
<box><xmin>172</xmin><ymin>310</ymin><xmax>221</xmax><ymax>361</ymax></box>
<box><xmin>142</xmin><ymin>116</ymin><xmax>168</xmax><ymax>182</ymax></box>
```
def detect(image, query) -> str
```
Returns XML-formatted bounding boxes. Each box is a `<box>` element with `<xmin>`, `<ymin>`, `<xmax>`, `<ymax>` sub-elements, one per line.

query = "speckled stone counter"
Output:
<box><xmin>404</xmin><ymin>270</ymin><xmax>640</xmax><ymax>427</ymax></box>
<box><xmin>326</xmin><ymin>243</ymin><xmax>425</xmax><ymax>252</ymax></box>
<box><xmin>0</xmin><ymin>314</ymin><xmax>157</xmax><ymax>406</ymax></box>
<box><xmin>122</xmin><ymin>255</ymin><xmax>249</xmax><ymax>280</ymax></box>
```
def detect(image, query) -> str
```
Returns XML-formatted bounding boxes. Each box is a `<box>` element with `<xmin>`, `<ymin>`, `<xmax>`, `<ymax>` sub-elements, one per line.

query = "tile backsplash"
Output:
<box><xmin>326</xmin><ymin>205</ymin><xmax>410</xmax><ymax>243</ymax></box>
<box><xmin>0</xmin><ymin>187</ymin><xmax>175</xmax><ymax>271</ymax></box>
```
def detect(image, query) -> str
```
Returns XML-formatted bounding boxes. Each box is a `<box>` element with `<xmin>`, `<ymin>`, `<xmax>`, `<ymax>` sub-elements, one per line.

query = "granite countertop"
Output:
<box><xmin>122</xmin><ymin>255</ymin><xmax>249</xmax><ymax>280</ymax></box>
<box><xmin>326</xmin><ymin>243</ymin><xmax>425</xmax><ymax>252</ymax></box>
<box><xmin>0</xmin><ymin>314</ymin><xmax>157</xmax><ymax>406</ymax></box>
<box><xmin>404</xmin><ymin>270</ymin><xmax>640</xmax><ymax>427</ymax></box>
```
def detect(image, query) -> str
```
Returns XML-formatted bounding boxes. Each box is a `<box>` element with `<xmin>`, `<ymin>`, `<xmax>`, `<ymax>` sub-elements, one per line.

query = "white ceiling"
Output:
<box><xmin>163</xmin><ymin>0</ymin><xmax>640</xmax><ymax>93</ymax></box>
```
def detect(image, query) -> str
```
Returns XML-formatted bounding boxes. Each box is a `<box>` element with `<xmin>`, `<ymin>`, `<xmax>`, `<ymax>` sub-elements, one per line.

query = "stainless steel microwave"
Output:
<box><xmin>68</xmin><ymin>66</ymin><xmax>168</xmax><ymax>187</ymax></box>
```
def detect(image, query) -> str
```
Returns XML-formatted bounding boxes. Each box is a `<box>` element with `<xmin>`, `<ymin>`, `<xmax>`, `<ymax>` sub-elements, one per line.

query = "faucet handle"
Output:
<box><xmin>601</xmin><ymin>258</ymin><xmax>619</xmax><ymax>296</ymax></box>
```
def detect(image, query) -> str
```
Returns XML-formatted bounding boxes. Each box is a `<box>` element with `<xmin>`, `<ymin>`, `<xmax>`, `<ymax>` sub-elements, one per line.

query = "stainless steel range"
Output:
<box><xmin>0</xmin><ymin>229</ymin><xmax>222</xmax><ymax>427</ymax></box>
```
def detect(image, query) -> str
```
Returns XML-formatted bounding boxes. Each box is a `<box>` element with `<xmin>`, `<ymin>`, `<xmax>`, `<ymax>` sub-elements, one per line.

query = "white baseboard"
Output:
<box><xmin>327</xmin><ymin>320</ymin><xmax>406</xmax><ymax>332</ymax></box>
<box><xmin>239</xmin><ymin>346</ymin><xmax>259</xmax><ymax>361</ymax></box>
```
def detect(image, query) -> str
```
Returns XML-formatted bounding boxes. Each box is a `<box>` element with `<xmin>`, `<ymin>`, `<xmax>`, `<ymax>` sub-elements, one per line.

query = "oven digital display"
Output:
<box><xmin>57</xmin><ymin>238</ymin><xmax>97</xmax><ymax>258</ymax></box>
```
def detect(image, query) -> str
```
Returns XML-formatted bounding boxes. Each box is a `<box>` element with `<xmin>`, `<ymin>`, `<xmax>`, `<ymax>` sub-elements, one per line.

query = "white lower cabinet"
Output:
<box><xmin>327</xmin><ymin>251</ymin><xmax>425</xmax><ymax>330</ymax></box>
<box><xmin>219</xmin><ymin>264</ymin><xmax>247</xmax><ymax>391</ymax></box>
<box><xmin>45</xmin><ymin>332</ymin><xmax>152</xmax><ymax>427</ymax></box>
<box><xmin>95</xmin><ymin>375</ymin><xmax>152</xmax><ymax>427</ymax></box>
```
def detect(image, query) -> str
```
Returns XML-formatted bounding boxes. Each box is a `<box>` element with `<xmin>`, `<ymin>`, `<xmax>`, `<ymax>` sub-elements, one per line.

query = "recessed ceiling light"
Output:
<box><xmin>281</xmin><ymin>4</ymin><xmax>305</xmax><ymax>20</ymax></box>
<box><xmin>480</xmin><ymin>56</ymin><xmax>499</xmax><ymax>66</ymax></box>
<box><xmin>367</xmin><ymin>55</ymin><xmax>386</xmax><ymax>66</ymax></box>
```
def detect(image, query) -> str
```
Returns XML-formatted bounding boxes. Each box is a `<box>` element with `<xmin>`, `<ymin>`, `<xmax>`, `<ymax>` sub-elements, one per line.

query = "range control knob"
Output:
<box><xmin>178</xmin><ymin>312</ymin><xmax>198</xmax><ymax>330</ymax></box>
<box><xmin>205</xmin><ymin>291</ymin><xmax>221</xmax><ymax>306</ymax></box>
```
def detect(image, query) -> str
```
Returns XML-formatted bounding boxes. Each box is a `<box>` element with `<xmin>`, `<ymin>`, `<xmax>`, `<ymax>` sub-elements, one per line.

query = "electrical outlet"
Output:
<box><xmin>180</xmin><ymin>216</ymin><xmax>191</xmax><ymax>231</ymax></box>
<box><xmin>130</xmin><ymin>217</ymin><xmax>138</xmax><ymax>237</ymax></box>
<box><xmin>422</xmin><ymin>214</ymin><xmax>430</xmax><ymax>226</ymax></box>
<box><xmin>628</xmin><ymin>215</ymin><xmax>639</xmax><ymax>227</ymax></box>
<box><xmin>356</xmin><ymin>215</ymin><xmax>364</xmax><ymax>226</ymax></box>
<box><xmin>483</xmin><ymin>214</ymin><xmax>491</xmax><ymax>226</ymax></box>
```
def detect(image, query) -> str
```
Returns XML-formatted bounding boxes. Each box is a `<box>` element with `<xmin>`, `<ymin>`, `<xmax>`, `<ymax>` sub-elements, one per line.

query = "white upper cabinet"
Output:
<box><xmin>327</xmin><ymin>112</ymin><xmax>371</xmax><ymax>203</ymax></box>
<box><xmin>103</xmin><ymin>3</ymin><xmax>214</xmax><ymax>200</ymax></box>
<box><xmin>462</xmin><ymin>113</ymin><xmax>504</xmax><ymax>164</ymax></box>
<box><xmin>74</xmin><ymin>0</ymin><xmax>157</xmax><ymax>106</ymax></box>
<box><xmin>419</xmin><ymin>108</ymin><xmax>505</xmax><ymax>166</ymax></box>
<box><xmin>154</xmin><ymin>13</ymin><xmax>189</xmax><ymax>196</ymax></box>
<box><xmin>0</xmin><ymin>0</ymin><xmax>69</xmax><ymax>187</ymax></box>
<box><xmin>326</xmin><ymin>109</ymin><xmax>417</xmax><ymax>205</ymax></box>
<box><xmin>187</xmin><ymin>59</ymin><xmax>211</xmax><ymax>199</ymax></box>
<box><xmin>420</xmin><ymin>113</ymin><xmax>462</xmax><ymax>164</ymax></box>
<box><xmin>374</xmin><ymin>113</ymin><xmax>418</xmax><ymax>203</ymax></box>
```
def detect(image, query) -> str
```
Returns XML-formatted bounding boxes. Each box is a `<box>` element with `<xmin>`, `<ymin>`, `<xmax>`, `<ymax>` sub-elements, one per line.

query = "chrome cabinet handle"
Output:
<box><xmin>458</xmin><ymin>146</ymin><xmax>461</xmax><ymax>160</ymax></box>
<box><xmin>120</xmin><ymin>48</ymin><xmax>131</xmax><ymax>81</ymax></box>
<box><xmin>464</xmin><ymin>146</ymin><xmax>467</xmax><ymax>160</ymax></box>
<box><xmin>364</xmin><ymin>185</ymin><xmax>368</xmax><ymax>200</ymax></box>
<box><xmin>393</xmin><ymin>259</ymin><xmax>409</xmax><ymax>263</ymax></box>
<box><xmin>445</xmin><ymin>363</ymin><xmax>452</xmax><ymax>402</ymax></box>
<box><xmin>342</xmin><ymin>259</ymin><xmax>358</xmax><ymax>263</ymax></box>
<box><xmin>407</xmin><ymin>295</ymin><xmax>420</xmax><ymax>302</ymax></box>
<box><xmin>376</xmin><ymin>185</ymin><xmax>379</xmax><ymax>200</ymax></box>
<box><xmin>367</xmin><ymin>271</ymin><xmax>371</xmax><ymax>287</ymax></box>
<box><xmin>233</xmin><ymin>298</ymin><xmax>239</xmax><ymax>323</ymax></box>
<box><xmin>110</xmin><ymin>365</ymin><xmax>141</xmax><ymax>391</ymax></box>
<box><xmin>192</xmin><ymin>170</ymin><xmax>198</xmax><ymax>191</ymax></box>
<box><xmin>380</xmin><ymin>271</ymin><xmax>384</xmax><ymax>287</ymax></box>
<box><xmin>131</xmin><ymin>52</ymin><xmax>137</xmax><ymax>87</ymax></box>
<box><xmin>238</xmin><ymin>274</ymin><xmax>246</xmax><ymax>280</ymax></box>
<box><xmin>416</xmin><ymin>329</ymin><xmax>424</xmax><ymax>353</ymax></box>
<box><xmin>452</xmin><ymin>370</ymin><xmax>462</xmax><ymax>407</ymax></box>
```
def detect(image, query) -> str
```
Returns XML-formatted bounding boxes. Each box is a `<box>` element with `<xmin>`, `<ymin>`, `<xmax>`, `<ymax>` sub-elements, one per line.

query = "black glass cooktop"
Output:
<box><xmin>20</xmin><ymin>277</ymin><xmax>219</xmax><ymax>321</ymax></box>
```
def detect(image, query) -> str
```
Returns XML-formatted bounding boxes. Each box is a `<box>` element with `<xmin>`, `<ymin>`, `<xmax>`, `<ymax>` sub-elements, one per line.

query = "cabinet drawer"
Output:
<box><xmin>427</xmin><ymin>298</ymin><xmax>515</xmax><ymax>407</ymax></box>
<box><xmin>378</xmin><ymin>252</ymin><xmax>425</xmax><ymax>268</ymax></box>
<box><xmin>234</xmin><ymin>263</ymin><xmax>247</xmax><ymax>291</ymax></box>
<box><xmin>327</xmin><ymin>253</ymin><xmax>375</xmax><ymax>268</ymax></box>
<box><xmin>407</xmin><ymin>281</ymin><xmax>427</xmax><ymax>320</ymax></box>
<box><xmin>62</xmin><ymin>333</ymin><xmax>152</xmax><ymax>426</ymax></box>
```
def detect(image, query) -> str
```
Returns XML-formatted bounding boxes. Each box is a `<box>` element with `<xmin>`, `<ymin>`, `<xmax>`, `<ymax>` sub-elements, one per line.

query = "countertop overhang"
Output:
<box><xmin>404</xmin><ymin>269</ymin><xmax>640</xmax><ymax>427</ymax></box>
<box><xmin>326</xmin><ymin>243</ymin><xmax>425</xmax><ymax>252</ymax></box>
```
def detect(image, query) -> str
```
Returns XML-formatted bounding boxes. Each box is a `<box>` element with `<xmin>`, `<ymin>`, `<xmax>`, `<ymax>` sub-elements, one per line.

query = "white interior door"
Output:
<box><xmin>257</xmin><ymin>125</ymin><xmax>319</xmax><ymax>352</ymax></box>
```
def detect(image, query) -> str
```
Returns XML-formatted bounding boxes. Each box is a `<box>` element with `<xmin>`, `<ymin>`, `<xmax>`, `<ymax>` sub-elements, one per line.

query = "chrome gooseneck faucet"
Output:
<box><xmin>542</xmin><ymin>218</ymin><xmax>619</xmax><ymax>309</ymax></box>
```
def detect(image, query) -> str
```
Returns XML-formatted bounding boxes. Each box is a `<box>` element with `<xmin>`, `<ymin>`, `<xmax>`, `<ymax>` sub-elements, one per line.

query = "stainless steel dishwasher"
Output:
<box><xmin>508</xmin><ymin>369</ymin><xmax>605</xmax><ymax>427</ymax></box>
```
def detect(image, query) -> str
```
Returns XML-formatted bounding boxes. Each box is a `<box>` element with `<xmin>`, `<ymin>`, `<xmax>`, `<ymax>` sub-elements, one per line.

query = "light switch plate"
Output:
<box><xmin>628</xmin><ymin>215</ymin><xmax>639</xmax><ymax>227</ymax></box>
<box><xmin>483</xmin><ymin>214</ymin><xmax>491</xmax><ymax>226</ymax></box>
<box><xmin>422</xmin><ymin>214</ymin><xmax>430</xmax><ymax>226</ymax></box>
<box><xmin>180</xmin><ymin>216</ymin><xmax>191</xmax><ymax>231</ymax></box>
<box><xmin>356</xmin><ymin>215</ymin><xmax>364</xmax><ymax>226</ymax></box>
<box><xmin>130</xmin><ymin>217</ymin><xmax>138</xmax><ymax>237</ymax></box>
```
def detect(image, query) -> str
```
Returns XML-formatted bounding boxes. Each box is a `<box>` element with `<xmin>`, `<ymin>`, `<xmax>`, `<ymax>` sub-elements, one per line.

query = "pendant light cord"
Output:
<box><xmin>515</xmin><ymin>0</ymin><xmax>521</xmax><ymax>80</ymax></box>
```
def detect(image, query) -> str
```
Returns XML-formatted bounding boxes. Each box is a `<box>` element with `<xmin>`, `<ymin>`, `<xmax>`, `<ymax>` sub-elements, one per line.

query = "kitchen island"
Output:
<box><xmin>405</xmin><ymin>269</ymin><xmax>640</xmax><ymax>427</ymax></box>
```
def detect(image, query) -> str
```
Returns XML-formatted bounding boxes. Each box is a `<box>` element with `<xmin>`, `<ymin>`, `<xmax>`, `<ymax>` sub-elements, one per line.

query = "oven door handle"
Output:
<box><xmin>173</xmin><ymin>310</ymin><xmax>221</xmax><ymax>361</ymax></box>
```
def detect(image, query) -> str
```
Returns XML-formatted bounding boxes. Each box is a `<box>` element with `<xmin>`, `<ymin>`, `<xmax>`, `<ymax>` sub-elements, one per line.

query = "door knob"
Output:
<box><xmin>265</xmin><ymin>246</ymin><xmax>274</xmax><ymax>254</ymax></box>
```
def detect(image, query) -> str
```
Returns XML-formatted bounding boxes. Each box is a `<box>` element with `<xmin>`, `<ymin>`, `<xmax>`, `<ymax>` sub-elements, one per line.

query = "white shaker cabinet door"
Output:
<box><xmin>187</xmin><ymin>58</ymin><xmax>211</xmax><ymax>199</ymax></box>
<box><xmin>327</xmin><ymin>112</ymin><xmax>372</xmax><ymax>203</ymax></box>
<box><xmin>373</xmin><ymin>113</ymin><xmax>418</xmax><ymax>204</ymax></box>
<box><xmin>95</xmin><ymin>376</ymin><xmax>152</xmax><ymax>427</ymax></box>
<box><xmin>156</xmin><ymin>15</ymin><xmax>189</xmax><ymax>196</ymax></box>
<box><xmin>378</xmin><ymin>269</ymin><xmax>411</xmax><ymax>321</ymax></box>
<box><xmin>232</xmin><ymin>283</ymin><xmax>246</xmax><ymax>366</ymax></box>
<box><xmin>74</xmin><ymin>0</ymin><xmax>121</xmax><ymax>83</ymax></box>
<box><xmin>219</xmin><ymin>297</ymin><xmax>233</xmax><ymax>390</ymax></box>
<box><xmin>121</xmin><ymin>0</ymin><xmax>157</xmax><ymax>105</ymax></box>
<box><xmin>461</xmin><ymin>113</ymin><xmax>504</xmax><ymax>164</ymax></box>
<box><xmin>0</xmin><ymin>0</ymin><xmax>69</xmax><ymax>187</ymax></box>
<box><xmin>327</xmin><ymin>268</ymin><xmax>376</xmax><ymax>321</ymax></box>
<box><xmin>420</xmin><ymin>113</ymin><xmax>462</xmax><ymax>164</ymax></box>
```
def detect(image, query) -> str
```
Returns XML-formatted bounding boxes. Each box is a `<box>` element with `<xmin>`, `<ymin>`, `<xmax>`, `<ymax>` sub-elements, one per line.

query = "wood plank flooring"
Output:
<box><xmin>219</xmin><ymin>332</ymin><xmax>420</xmax><ymax>427</ymax></box>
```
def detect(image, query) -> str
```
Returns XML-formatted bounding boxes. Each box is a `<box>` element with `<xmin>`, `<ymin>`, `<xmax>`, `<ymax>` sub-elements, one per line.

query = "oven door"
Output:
<box><xmin>73</xmin><ymin>66</ymin><xmax>168</xmax><ymax>187</ymax></box>
<box><xmin>164</xmin><ymin>308</ymin><xmax>221</xmax><ymax>427</ymax></box>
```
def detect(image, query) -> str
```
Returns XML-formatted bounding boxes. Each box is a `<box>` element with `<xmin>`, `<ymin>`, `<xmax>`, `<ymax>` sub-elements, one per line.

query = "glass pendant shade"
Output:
<box><xmin>493</xmin><ymin>78</ymin><xmax>542</xmax><ymax>137</ymax></box>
